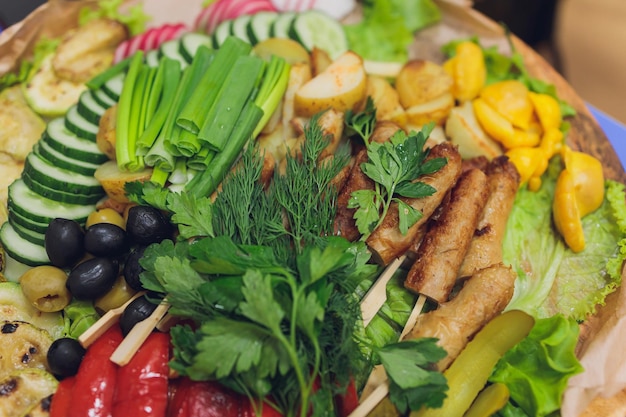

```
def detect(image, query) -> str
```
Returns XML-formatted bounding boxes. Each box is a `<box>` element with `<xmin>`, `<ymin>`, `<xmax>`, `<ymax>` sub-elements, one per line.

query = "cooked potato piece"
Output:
<box><xmin>395</xmin><ymin>60</ymin><xmax>453</xmax><ymax>108</ymax></box>
<box><xmin>310</xmin><ymin>47</ymin><xmax>333</xmax><ymax>77</ymax></box>
<box><xmin>97</xmin><ymin>104</ymin><xmax>117</xmax><ymax>160</ymax></box>
<box><xmin>282</xmin><ymin>62</ymin><xmax>312</xmax><ymax>140</ymax></box>
<box><xmin>294</xmin><ymin>51</ymin><xmax>367</xmax><ymax>117</ymax></box>
<box><xmin>405</xmin><ymin>92</ymin><xmax>454</xmax><ymax>126</ymax></box>
<box><xmin>94</xmin><ymin>161</ymin><xmax>152</xmax><ymax>203</ymax></box>
<box><xmin>53</xmin><ymin>18</ymin><xmax>128</xmax><ymax>84</ymax></box>
<box><xmin>445</xmin><ymin>101</ymin><xmax>503</xmax><ymax>160</ymax></box>
<box><xmin>0</xmin><ymin>86</ymin><xmax>45</xmax><ymax>162</ymax></box>
<box><xmin>364</xmin><ymin>75</ymin><xmax>406</xmax><ymax>122</ymax></box>
<box><xmin>363</xmin><ymin>60</ymin><xmax>403</xmax><ymax>78</ymax></box>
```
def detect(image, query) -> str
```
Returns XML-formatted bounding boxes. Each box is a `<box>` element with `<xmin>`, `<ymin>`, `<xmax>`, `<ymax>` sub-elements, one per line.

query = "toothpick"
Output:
<box><xmin>78</xmin><ymin>291</ymin><xmax>145</xmax><ymax>348</ymax></box>
<box><xmin>360</xmin><ymin>255</ymin><xmax>406</xmax><ymax>327</ymax></box>
<box><xmin>110</xmin><ymin>300</ymin><xmax>170</xmax><ymax>366</ymax></box>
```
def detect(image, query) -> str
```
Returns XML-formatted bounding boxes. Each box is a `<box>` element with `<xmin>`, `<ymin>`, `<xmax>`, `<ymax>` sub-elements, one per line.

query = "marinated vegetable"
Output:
<box><xmin>19</xmin><ymin>265</ymin><xmax>72</xmax><ymax>312</ymax></box>
<box><xmin>44</xmin><ymin>218</ymin><xmax>85</xmax><ymax>268</ymax></box>
<box><xmin>46</xmin><ymin>337</ymin><xmax>86</xmax><ymax>378</ymax></box>
<box><xmin>0</xmin><ymin>321</ymin><xmax>53</xmax><ymax>378</ymax></box>
<box><xmin>66</xmin><ymin>257</ymin><xmax>118</xmax><ymax>300</ymax></box>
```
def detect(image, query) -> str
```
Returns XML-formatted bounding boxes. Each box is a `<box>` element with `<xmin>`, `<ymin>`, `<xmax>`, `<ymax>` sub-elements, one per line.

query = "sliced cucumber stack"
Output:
<box><xmin>23</xmin><ymin>153</ymin><xmax>103</xmax><ymax>197</ymax></box>
<box><xmin>159</xmin><ymin>39</ymin><xmax>189</xmax><ymax>69</ymax></box>
<box><xmin>288</xmin><ymin>10</ymin><xmax>348</xmax><ymax>58</ymax></box>
<box><xmin>246</xmin><ymin>11</ymin><xmax>279</xmax><ymax>45</ymax></box>
<box><xmin>44</xmin><ymin>118</ymin><xmax>108</xmax><ymax>164</ymax></box>
<box><xmin>0</xmin><ymin>222</ymin><xmax>50</xmax><ymax>267</ymax></box>
<box><xmin>65</xmin><ymin>105</ymin><xmax>99</xmax><ymax>142</ymax></box>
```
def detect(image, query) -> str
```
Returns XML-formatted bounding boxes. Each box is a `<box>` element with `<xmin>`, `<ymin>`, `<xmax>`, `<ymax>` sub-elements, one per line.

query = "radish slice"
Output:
<box><xmin>156</xmin><ymin>25</ymin><xmax>177</xmax><ymax>45</ymax></box>
<box><xmin>170</xmin><ymin>24</ymin><xmax>188</xmax><ymax>40</ymax></box>
<box><xmin>271</xmin><ymin>0</ymin><xmax>356</xmax><ymax>19</ymax></box>
<box><xmin>194</xmin><ymin>2</ymin><xmax>215</xmax><ymax>31</ymax></box>
<box><xmin>235</xmin><ymin>0</ymin><xmax>277</xmax><ymax>16</ymax></box>
<box><xmin>222</xmin><ymin>0</ymin><xmax>252</xmax><ymax>20</ymax></box>
<box><xmin>142</xmin><ymin>28</ymin><xmax>160</xmax><ymax>51</ymax></box>
<box><xmin>205</xmin><ymin>0</ymin><xmax>231</xmax><ymax>34</ymax></box>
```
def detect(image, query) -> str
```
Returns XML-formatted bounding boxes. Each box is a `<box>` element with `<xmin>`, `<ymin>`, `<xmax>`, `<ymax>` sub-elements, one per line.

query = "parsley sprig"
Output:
<box><xmin>346</xmin><ymin>122</ymin><xmax>447</xmax><ymax>239</ymax></box>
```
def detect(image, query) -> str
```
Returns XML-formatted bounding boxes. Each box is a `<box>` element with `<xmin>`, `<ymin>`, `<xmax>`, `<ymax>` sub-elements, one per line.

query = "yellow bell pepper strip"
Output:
<box><xmin>529</xmin><ymin>91</ymin><xmax>562</xmax><ymax>131</ymax></box>
<box><xmin>505</xmin><ymin>146</ymin><xmax>544</xmax><ymax>185</ymax></box>
<box><xmin>473</xmin><ymin>97</ymin><xmax>515</xmax><ymax>146</ymax></box>
<box><xmin>553</xmin><ymin>168</ymin><xmax>586</xmax><ymax>252</ymax></box>
<box><xmin>511</xmin><ymin>127</ymin><xmax>541</xmax><ymax>149</ymax></box>
<box><xmin>480</xmin><ymin>80</ymin><xmax>534</xmax><ymax>130</ymax></box>
<box><xmin>444</xmin><ymin>41</ymin><xmax>486</xmax><ymax>102</ymax></box>
<box><xmin>562</xmin><ymin>145</ymin><xmax>605</xmax><ymax>217</ymax></box>
<box><xmin>540</xmin><ymin>127</ymin><xmax>564</xmax><ymax>159</ymax></box>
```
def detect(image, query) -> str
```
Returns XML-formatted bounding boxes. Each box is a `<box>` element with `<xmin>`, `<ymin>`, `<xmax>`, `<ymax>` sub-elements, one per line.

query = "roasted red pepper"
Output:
<box><xmin>169</xmin><ymin>378</ymin><xmax>242</xmax><ymax>417</ymax></box>
<box><xmin>69</xmin><ymin>326</ymin><xmax>123</xmax><ymax>417</ymax></box>
<box><xmin>334</xmin><ymin>377</ymin><xmax>359</xmax><ymax>417</ymax></box>
<box><xmin>49</xmin><ymin>376</ymin><xmax>76</xmax><ymax>417</ymax></box>
<box><xmin>112</xmin><ymin>332</ymin><xmax>170</xmax><ymax>417</ymax></box>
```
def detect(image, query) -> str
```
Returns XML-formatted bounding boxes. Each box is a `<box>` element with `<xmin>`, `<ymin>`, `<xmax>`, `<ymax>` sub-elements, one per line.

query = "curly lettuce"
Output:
<box><xmin>503</xmin><ymin>157</ymin><xmax>626</xmax><ymax>320</ymax></box>
<box><xmin>490</xmin><ymin>315</ymin><xmax>583</xmax><ymax>417</ymax></box>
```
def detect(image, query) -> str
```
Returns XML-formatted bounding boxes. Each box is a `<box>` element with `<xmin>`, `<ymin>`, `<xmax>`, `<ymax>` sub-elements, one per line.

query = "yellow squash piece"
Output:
<box><xmin>473</xmin><ymin>97</ymin><xmax>515</xmax><ymax>146</ymax></box>
<box><xmin>562</xmin><ymin>146</ymin><xmax>605</xmax><ymax>217</ymax></box>
<box><xmin>480</xmin><ymin>80</ymin><xmax>534</xmax><ymax>130</ymax></box>
<box><xmin>444</xmin><ymin>41</ymin><xmax>486</xmax><ymax>102</ymax></box>
<box><xmin>529</xmin><ymin>92</ymin><xmax>562</xmax><ymax>131</ymax></box>
<box><xmin>553</xmin><ymin>168</ymin><xmax>586</xmax><ymax>253</ymax></box>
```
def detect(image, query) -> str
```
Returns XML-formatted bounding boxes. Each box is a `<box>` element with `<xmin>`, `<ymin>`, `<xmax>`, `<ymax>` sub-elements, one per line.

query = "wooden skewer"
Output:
<box><xmin>110</xmin><ymin>300</ymin><xmax>170</xmax><ymax>366</ymax></box>
<box><xmin>360</xmin><ymin>255</ymin><xmax>407</xmax><ymax>327</ymax></box>
<box><xmin>78</xmin><ymin>291</ymin><xmax>145</xmax><ymax>348</ymax></box>
<box><xmin>349</xmin><ymin>382</ymin><xmax>391</xmax><ymax>417</ymax></box>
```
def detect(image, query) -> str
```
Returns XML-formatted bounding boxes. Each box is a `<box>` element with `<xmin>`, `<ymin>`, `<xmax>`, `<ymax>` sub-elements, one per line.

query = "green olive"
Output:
<box><xmin>94</xmin><ymin>275</ymin><xmax>137</xmax><ymax>314</ymax></box>
<box><xmin>86</xmin><ymin>208</ymin><xmax>126</xmax><ymax>230</ymax></box>
<box><xmin>19</xmin><ymin>266</ymin><xmax>72</xmax><ymax>312</ymax></box>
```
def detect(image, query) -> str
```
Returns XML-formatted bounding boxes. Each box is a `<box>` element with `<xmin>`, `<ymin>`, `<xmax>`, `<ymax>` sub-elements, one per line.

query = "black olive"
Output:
<box><xmin>45</xmin><ymin>218</ymin><xmax>85</xmax><ymax>268</ymax></box>
<box><xmin>47</xmin><ymin>337</ymin><xmax>86</xmax><ymax>378</ymax></box>
<box><xmin>120</xmin><ymin>295</ymin><xmax>157</xmax><ymax>336</ymax></box>
<box><xmin>66</xmin><ymin>257</ymin><xmax>118</xmax><ymax>300</ymax></box>
<box><xmin>123</xmin><ymin>246</ymin><xmax>147</xmax><ymax>291</ymax></box>
<box><xmin>126</xmin><ymin>206</ymin><xmax>172</xmax><ymax>245</ymax></box>
<box><xmin>84</xmin><ymin>223</ymin><xmax>128</xmax><ymax>257</ymax></box>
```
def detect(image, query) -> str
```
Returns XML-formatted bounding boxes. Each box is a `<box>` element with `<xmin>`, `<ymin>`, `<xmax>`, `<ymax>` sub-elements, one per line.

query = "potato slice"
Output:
<box><xmin>395</xmin><ymin>59</ymin><xmax>453</xmax><ymax>108</ymax></box>
<box><xmin>53</xmin><ymin>18</ymin><xmax>128</xmax><ymax>84</ymax></box>
<box><xmin>445</xmin><ymin>101</ymin><xmax>503</xmax><ymax>160</ymax></box>
<box><xmin>94</xmin><ymin>161</ymin><xmax>152</xmax><ymax>203</ymax></box>
<box><xmin>97</xmin><ymin>104</ymin><xmax>117</xmax><ymax>161</ymax></box>
<box><xmin>0</xmin><ymin>86</ymin><xmax>45</xmax><ymax>162</ymax></box>
<box><xmin>282</xmin><ymin>62</ymin><xmax>312</xmax><ymax>140</ymax></box>
<box><xmin>405</xmin><ymin>92</ymin><xmax>454</xmax><ymax>126</ymax></box>
<box><xmin>310</xmin><ymin>47</ymin><xmax>333</xmax><ymax>77</ymax></box>
<box><xmin>294</xmin><ymin>51</ymin><xmax>367</xmax><ymax>118</ymax></box>
<box><xmin>364</xmin><ymin>75</ymin><xmax>405</xmax><ymax>122</ymax></box>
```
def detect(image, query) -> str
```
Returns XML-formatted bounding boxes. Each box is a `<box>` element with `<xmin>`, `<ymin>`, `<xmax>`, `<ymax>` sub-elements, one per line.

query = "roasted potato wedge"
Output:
<box><xmin>405</xmin><ymin>92</ymin><xmax>454</xmax><ymax>126</ymax></box>
<box><xmin>94</xmin><ymin>161</ymin><xmax>152</xmax><ymax>203</ymax></box>
<box><xmin>445</xmin><ymin>101</ymin><xmax>503</xmax><ymax>160</ymax></box>
<box><xmin>395</xmin><ymin>59</ymin><xmax>453</xmax><ymax>108</ymax></box>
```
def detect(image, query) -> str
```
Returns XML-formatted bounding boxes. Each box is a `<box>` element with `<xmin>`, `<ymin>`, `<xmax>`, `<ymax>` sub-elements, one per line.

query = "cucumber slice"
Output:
<box><xmin>22</xmin><ymin>172</ymin><xmax>103</xmax><ymax>206</ymax></box>
<box><xmin>212</xmin><ymin>20</ymin><xmax>233</xmax><ymax>48</ymax></box>
<box><xmin>101</xmin><ymin>72</ymin><xmax>125</xmax><ymax>102</ymax></box>
<box><xmin>179</xmin><ymin>32</ymin><xmax>213</xmax><ymax>63</ymax></box>
<box><xmin>159</xmin><ymin>39</ymin><xmax>189</xmax><ymax>69</ymax></box>
<box><xmin>34</xmin><ymin>141</ymin><xmax>101</xmax><ymax>176</ymax></box>
<box><xmin>230</xmin><ymin>15</ymin><xmax>253</xmax><ymax>44</ymax></box>
<box><xmin>0</xmin><ymin>222</ymin><xmax>49</xmax><ymax>267</ymax></box>
<box><xmin>77</xmin><ymin>90</ymin><xmax>107</xmax><ymax>125</ymax></box>
<box><xmin>8</xmin><ymin>209</ymin><xmax>50</xmax><ymax>235</ymax></box>
<box><xmin>288</xmin><ymin>9</ymin><xmax>348</xmax><ymax>59</ymax></box>
<box><xmin>1</xmin><ymin>255</ymin><xmax>33</xmax><ymax>283</ymax></box>
<box><xmin>8</xmin><ymin>179</ymin><xmax>95</xmax><ymax>224</ymax></box>
<box><xmin>270</xmin><ymin>12</ymin><xmax>296</xmax><ymax>39</ymax></box>
<box><xmin>65</xmin><ymin>105</ymin><xmax>99</xmax><ymax>142</ymax></box>
<box><xmin>145</xmin><ymin>49</ymin><xmax>161</xmax><ymax>68</ymax></box>
<box><xmin>21</xmin><ymin>54</ymin><xmax>86</xmax><ymax>117</ymax></box>
<box><xmin>246</xmin><ymin>11</ymin><xmax>279</xmax><ymax>45</ymax></box>
<box><xmin>8</xmin><ymin>218</ymin><xmax>45</xmax><ymax>246</ymax></box>
<box><xmin>45</xmin><ymin>118</ymin><xmax>107</xmax><ymax>164</ymax></box>
<box><xmin>23</xmin><ymin>153</ymin><xmax>103</xmax><ymax>196</ymax></box>
<box><xmin>91</xmin><ymin>88</ymin><xmax>117</xmax><ymax>109</ymax></box>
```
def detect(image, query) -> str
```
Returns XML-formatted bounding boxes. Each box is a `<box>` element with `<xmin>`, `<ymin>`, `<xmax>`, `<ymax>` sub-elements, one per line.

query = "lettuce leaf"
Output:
<box><xmin>489</xmin><ymin>315</ymin><xmax>583</xmax><ymax>417</ymax></box>
<box><xmin>79</xmin><ymin>0</ymin><xmax>149</xmax><ymax>36</ymax></box>
<box><xmin>503</xmin><ymin>157</ymin><xmax>626</xmax><ymax>321</ymax></box>
<box><xmin>343</xmin><ymin>0</ymin><xmax>441</xmax><ymax>62</ymax></box>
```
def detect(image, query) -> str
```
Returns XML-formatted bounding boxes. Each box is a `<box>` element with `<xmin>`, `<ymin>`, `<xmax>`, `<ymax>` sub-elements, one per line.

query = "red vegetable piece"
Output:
<box><xmin>168</xmin><ymin>378</ymin><xmax>244</xmax><ymax>417</ymax></box>
<box><xmin>112</xmin><ymin>332</ymin><xmax>170</xmax><ymax>417</ymax></box>
<box><xmin>204</xmin><ymin>0</ymin><xmax>231</xmax><ymax>34</ymax></box>
<box><xmin>68</xmin><ymin>326</ymin><xmax>123</xmax><ymax>417</ymax></box>
<box><xmin>49</xmin><ymin>376</ymin><xmax>76</xmax><ymax>417</ymax></box>
<box><xmin>335</xmin><ymin>377</ymin><xmax>359</xmax><ymax>417</ymax></box>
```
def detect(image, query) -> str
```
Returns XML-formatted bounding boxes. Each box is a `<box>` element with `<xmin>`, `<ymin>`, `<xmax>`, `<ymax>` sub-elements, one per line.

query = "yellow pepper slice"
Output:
<box><xmin>480</xmin><ymin>80</ymin><xmax>534</xmax><ymax>130</ymax></box>
<box><xmin>473</xmin><ymin>97</ymin><xmax>514</xmax><ymax>146</ymax></box>
<box><xmin>553</xmin><ymin>168</ymin><xmax>585</xmax><ymax>252</ymax></box>
<box><xmin>529</xmin><ymin>92</ymin><xmax>562</xmax><ymax>131</ymax></box>
<box><xmin>509</xmin><ymin>127</ymin><xmax>541</xmax><ymax>149</ymax></box>
<box><xmin>540</xmin><ymin>127</ymin><xmax>564</xmax><ymax>158</ymax></box>
<box><xmin>445</xmin><ymin>41</ymin><xmax>486</xmax><ymax>102</ymax></box>
<box><xmin>505</xmin><ymin>146</ymin><xmax>543</xmax><ymax>185</ymax></box>
<box><xmin>562</xmin><ymin>146</ymin><xmax>605</xmax><ymax>217</ymax></box>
